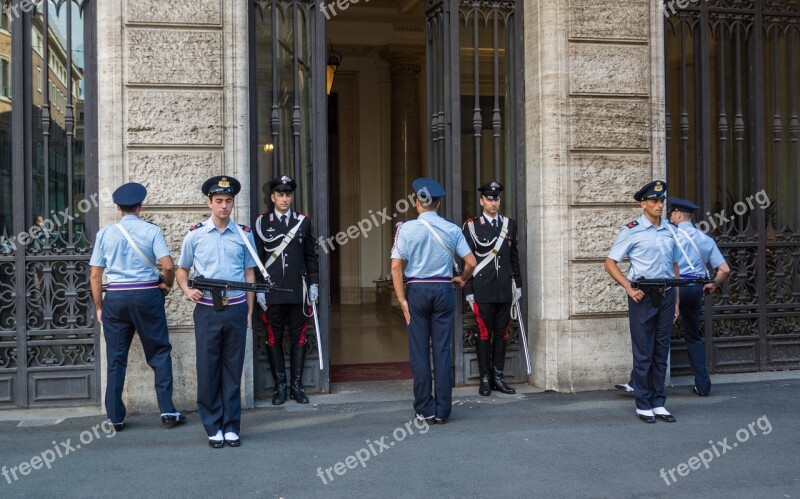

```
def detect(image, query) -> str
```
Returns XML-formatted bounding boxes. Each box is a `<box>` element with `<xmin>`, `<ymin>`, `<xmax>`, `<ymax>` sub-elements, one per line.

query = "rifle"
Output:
<box><xmin>189</xmin><ymin>275</ymin><xmax>292</xmax><ymax>311</ymax></box>
<box><xmin>630</xmin><ymin>277</ymin><xmax>714</xmax><ymax>306</ymax></box>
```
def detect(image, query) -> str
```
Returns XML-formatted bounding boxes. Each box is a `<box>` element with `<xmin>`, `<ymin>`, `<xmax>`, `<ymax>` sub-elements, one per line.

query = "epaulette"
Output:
<box><xmin>238</xmin><ymin>224</ymin><xmax>251</xmax><ymax>232</ymax></box>
<box><xmin>625</xmin><ymin>220</ymin><xmax>639</xmax><ymax>229</ymax></box>
<box><xmin>189</xmin><ymin>222</ymin><xmax>204</xmax><ymax>232</ymax></box>
<box><xmin>295</xmin><ymin>211</ymin><xmax>308</xmax><ymax>217</ymax></box>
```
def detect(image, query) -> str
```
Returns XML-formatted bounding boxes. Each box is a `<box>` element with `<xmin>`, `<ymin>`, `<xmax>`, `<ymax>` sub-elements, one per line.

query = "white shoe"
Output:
<box><xmin>614</xmin><ymin>383</ymin><xmax>634</xmax><ymax>393</ymax></box>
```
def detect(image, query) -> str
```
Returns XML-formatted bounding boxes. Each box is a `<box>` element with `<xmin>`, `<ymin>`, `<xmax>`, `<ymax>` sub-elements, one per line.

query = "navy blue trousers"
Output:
<box><xmin>679</xmin><ymin>286</ymin><xmax>712</xmax><ymax>394</ymax></box>
<box><xmin>406</xmin><ymin>282</ymin><xmax>455</xmax><ymax>420</ymax></box>
<box><xmin>102</xmin><ymin>288</ymin><xmax>175</xmax><ymax>424</ymax></box>
<box><xmin>193</xmin><ymin>302</ymin><xmax>248</xmax><ymax>436</ymax></box>
<box><xmin>628</xmin><ymin>287</ymin><xmax>676</xmax><ymax>411</ymax></box>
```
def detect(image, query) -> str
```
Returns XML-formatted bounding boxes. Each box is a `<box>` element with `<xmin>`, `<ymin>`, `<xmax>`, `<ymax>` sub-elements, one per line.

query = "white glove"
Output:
<box><xmin>256</xmin><ymin>292</ymin><xmax>267</xmax><ymax>311</ymax></box>
<box><xmin>309</xmin><ymin>284</ymin><xmax>319</xmax><ymax>303</ymax></box>
<box><xmin>514</xmin><ymin>287</ymin><xmax>522</xmax><ymax>302</ymax></box>
<box><xmin>466</xmin><ymin>294</ymin><xmax>475</xmax><ymax>306</ymax></box>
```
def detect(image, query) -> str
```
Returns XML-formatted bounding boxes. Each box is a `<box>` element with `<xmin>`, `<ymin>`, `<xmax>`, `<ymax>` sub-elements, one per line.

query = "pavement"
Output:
<box><xmin>2</xmin><ymin>373</ymin><xmax>800</xmax><ymax>498</ymax></box>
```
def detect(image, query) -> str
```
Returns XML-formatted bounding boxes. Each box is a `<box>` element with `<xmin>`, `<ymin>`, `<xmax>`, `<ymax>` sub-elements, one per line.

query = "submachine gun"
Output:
<box><xmin>188</xmin><ymin>275</ymin><xmax>292</xmax><ymax>311</ymax></box>
<box><xmin>630</xmin><ymin>277</ymin><xmax>715</xmax><ymax>306</ymax></box>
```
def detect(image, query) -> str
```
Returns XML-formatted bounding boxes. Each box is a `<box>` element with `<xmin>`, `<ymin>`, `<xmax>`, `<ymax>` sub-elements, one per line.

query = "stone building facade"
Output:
<box><xmin>88</xmin><ymin>0</ymin><xmax>668</xmax><ymax>411</ymax></box>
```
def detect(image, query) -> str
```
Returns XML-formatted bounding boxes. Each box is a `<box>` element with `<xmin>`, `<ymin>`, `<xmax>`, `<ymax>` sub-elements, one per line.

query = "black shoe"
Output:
<box><xmin>290</xmin><ymin>380</ymin><xmax>310</xmax><ymax>404</ymax></box>
<box><xmin>491</xmin><ymin>368</ymin><xmax>516</xmax><ymax>394</ymax></box>
<box><xmin>415</xmin><ymin>413</ymin><xmax>435</xmax><ymax>425</ymax></box>
<box><xmin>434</xmin><ymin>418</ymin><xmax>447</xmax><ymax>425</ymax></box>
<box><xmin>655</xmin><ymin>413</ymin><xmax>677</xmax><ymax>423</ymax></box>
<box><xmin>692</xmin><ymin>386</ymin><xmax>708</xmax><ymax>397</ymax></box>
<box><xmin>224</xmin><ymin>438</ymin><xmax>241</xmax><ymax>447</ymax></box>
<box><xmin>638</xmin><ymin>414</ymin><xmax>656</xmax><ymax>424</ymax></box>
<box><xmin>112</xmin><ymin>422</ymin><xmax>124</xmax><ymax>432</ymax></box>
<box><xmin>208</xmin><ymin>439</ymin><xmax>224</xmax><ymax>449</ymax></box>
<box><xmin>161</xmin><ymin>413</ymin><xmax>186</xmax><ymax>427</ymax></box>
<box><xmin>479</xmin><ymin>374</ymin><xmax>491</xmax><ymax>396</ymax></box>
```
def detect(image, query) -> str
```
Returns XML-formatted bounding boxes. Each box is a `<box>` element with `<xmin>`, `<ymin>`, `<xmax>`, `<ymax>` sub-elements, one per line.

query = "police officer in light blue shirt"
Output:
<box><xmin>605</xmin><ymin>180</ymin><xmax>682</xmax><ymax>424</ymax></box>
<box><xmin>391</xmin><ymin>178</ymin><xmax>476</xmax><ymax>424</ymax></box>
<box><xmin>176</xmin><ymin>175</ymin><xmax>256</xmax><ymax>449</ymax></box>
<box><xmin>89</xmin><ymin>182</ymin><xmax>184</xmax><ymax>431</ymax></box>
<box><xmin>668</xmin><ymin>197</ymin><xmax>730</xmax><ymax>396</ymax></box>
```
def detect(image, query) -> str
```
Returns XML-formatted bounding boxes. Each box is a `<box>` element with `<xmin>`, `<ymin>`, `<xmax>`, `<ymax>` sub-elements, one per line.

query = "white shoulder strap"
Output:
<box><xmin>677</xmin><ymin>227</ymin><xmax>709</xmax><ymax>277</ymax></box>
<box><xmin>472</xmin><ymin>217</ymin><xmax>509</xmax><ymax>276</ymax></box>
<box><xmin>115</xmin><ymin>223</ymin><xmax>159</xmax><ymax>273</ymax></box>
<box><xmin>262</xmin><ymin>214</ymin><xmax>306</xmax><ymax>270</ymax></box>
<box><xmin>418</xmin><ymin>218</ymin><xmax>459</xmax><ymax>273</ymax></box>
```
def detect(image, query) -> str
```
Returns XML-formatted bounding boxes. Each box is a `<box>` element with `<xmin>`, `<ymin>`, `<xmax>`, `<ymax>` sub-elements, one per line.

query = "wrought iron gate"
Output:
<box><xmin>0</xmin><ymin>0</ymin><xmax>97</xmax><ymax>408</ymax></box>
<box><xmin>665</xmin><ymin>0</ymin><xmax>800</xmax><ymax>373</ymax></box>
<box><xmin>426</xmin><ymin>0</ymin><xmax>527</xmax><ymax>385</ymax></box>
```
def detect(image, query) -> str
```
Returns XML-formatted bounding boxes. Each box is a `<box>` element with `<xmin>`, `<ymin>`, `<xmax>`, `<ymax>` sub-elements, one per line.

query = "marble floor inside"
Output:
<box><xmin>329</xmin><ymin>303</ymin><xmax>408</xmax><ymax>365</ymax></box>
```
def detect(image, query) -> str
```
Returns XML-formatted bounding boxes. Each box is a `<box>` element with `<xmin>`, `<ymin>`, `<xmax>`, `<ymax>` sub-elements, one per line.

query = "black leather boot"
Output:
<box><xmin>491</xmin><ymin>336</ymin><xmax>516</xmax><ymax>394</ymax></box>
<box><xmin>267</xmin><ymin>344</ymin><xmax>287</xmax><ymax>405</ymax></box>
<box><xmin>476</xmin><ymin>339</ymin><xmax>491</xmax><ymax>396</ymax></box>
<box><xmin>289</xmin><ymin>344</ymin><xmax>310</xmax><ymax>404</ymax></box>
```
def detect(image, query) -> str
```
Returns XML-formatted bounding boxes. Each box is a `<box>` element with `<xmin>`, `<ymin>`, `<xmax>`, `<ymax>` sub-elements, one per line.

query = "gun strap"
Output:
<box><xmin>418</xmin><ymin>218</ymin><xmax>460</xmax><ymax>274</ymax></box>
<box><xmin>255</xmin><ymin>213</ymin><xmax>306</xmax><ymax>271</ymax></box>
<box><xmin>234</xmin><ymin>221</ymin><xmax>270</xmax><ymax>282</ymax></box>
<box><xmin>115</xmin><ymin>223</ymin><xmax>159</xmax><ymax>274</ymax></box>
<box><xmin>676</xmin><ymin>227</ymin><xmax>709</xmax><ymax>278</ymax></box>
<box><xmin>470</xmin><ymin>217</ymin><xmax>509</xmax><ymax>277</ymax></box>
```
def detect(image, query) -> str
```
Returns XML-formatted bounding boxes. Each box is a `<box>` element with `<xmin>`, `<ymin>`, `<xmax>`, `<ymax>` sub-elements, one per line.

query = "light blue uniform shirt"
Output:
<box><xmin>178</xmin><ymin>217</ymin><xmax>257</xmax><ymax>298</ymax></box>
<box><xmin>608</xmin><ymin>214</ymin><xmax>681</xmax><ymax>280</ymax></box>
<box><xmin>390</xmin><ymin>211</ymin><xmax>472</xmax><ymax>278</ymax></box>
<box><xmin>89</xmin><ymin>215</ymin><xmax>170</xmax><ymax>283</ymax></box>
<box><xmin>674</xmin><ymin>221</ymin><xmax>726</xmax><ymax>277</ymax></box>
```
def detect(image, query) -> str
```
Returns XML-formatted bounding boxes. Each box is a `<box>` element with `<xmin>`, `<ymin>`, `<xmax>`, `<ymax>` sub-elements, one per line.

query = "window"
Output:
<box><xmin>37</xmin><ymin>67</ymin><xmax>42</xmax><ymax>92</ymax></box>
<box><xmin>0</xmin><ymin>59</ymin><xmax>10</xmax><ymax>98</ymax></box>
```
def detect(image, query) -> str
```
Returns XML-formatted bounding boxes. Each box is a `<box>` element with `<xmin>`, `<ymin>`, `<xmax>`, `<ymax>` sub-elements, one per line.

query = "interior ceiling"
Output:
<box><xmin>327</xmin><ymin>0</ymin><xmax>426</xmax><ymax>49</ymax></box>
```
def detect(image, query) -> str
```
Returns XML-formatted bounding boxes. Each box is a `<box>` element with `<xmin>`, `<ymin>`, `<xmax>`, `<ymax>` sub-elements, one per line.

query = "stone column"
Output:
<box><xmin>388</xmin><ymin>54</ymin><xmax>422</xmax><ymax>220</ymax></box>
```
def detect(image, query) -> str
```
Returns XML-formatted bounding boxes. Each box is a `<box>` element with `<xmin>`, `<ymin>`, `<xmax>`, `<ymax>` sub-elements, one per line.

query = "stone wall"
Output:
<box><xmin>97</xmin><ymin>0</ymin><xmax>251</xmax><ymax>414</ymax></box>
<box><xmin>524</xmin><ymin>0</ymin><xmax>665</xmax><ymax>391</ymax></box>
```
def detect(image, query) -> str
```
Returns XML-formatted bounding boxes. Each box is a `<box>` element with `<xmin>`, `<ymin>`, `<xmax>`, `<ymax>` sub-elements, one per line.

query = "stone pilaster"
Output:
<box><xmin>524</xmin><ymin>0</ymin><xmax>664</xmax><ymax>391</ymax></box>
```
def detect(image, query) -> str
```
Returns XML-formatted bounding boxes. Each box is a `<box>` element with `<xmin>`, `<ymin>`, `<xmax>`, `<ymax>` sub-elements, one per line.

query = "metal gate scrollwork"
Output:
<box><xmin>665</xmin><ymin>0</ymin><xmax>800</xmax><ymax>373</ymax></box>
<box><xmin>0</xmin><ymin>0</ymin><xmax>98</xmax><ymax>408</ymax></box>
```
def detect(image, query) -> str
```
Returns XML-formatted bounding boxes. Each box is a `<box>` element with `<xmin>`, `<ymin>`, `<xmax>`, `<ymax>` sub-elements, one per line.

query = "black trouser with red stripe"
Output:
<box><xmin>262</xmin><ymin>304</ymin><xmax>309</xmax><ymax>387</ymax></box>
<box><xmin>472</xmin><ymin>301</ymin><xmax>512</xmax><ymax>372</ymax></box>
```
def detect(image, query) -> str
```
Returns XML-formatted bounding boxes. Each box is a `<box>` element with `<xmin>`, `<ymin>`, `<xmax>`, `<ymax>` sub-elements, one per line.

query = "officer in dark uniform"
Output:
<box><xmin>89</xmin><ymin>182</ymin><xmax>185</xmax><ymax>431</ymax></box>
<box><xmin>604</xmin><ymin>180</ymin><xmax>681</xmax><ymax>424</ymax></box>
<box><xmin>391</xmin><ymin>178</ymin><xmax>477</xmax><ymax>424</ymax></box>
<box><xmin>462</xmin><ymin>181</ymin><xmax>523</xmax><ymax>396</ymax></box>
<box><xmin>176</xmin><ymin>176</ymin><xmax>256</xmax><ymax>448</ymax></box>
<box><xmin>254</xmin><ymin>175</ymin><xmax>319</xmax><ymax>405</ymax></box>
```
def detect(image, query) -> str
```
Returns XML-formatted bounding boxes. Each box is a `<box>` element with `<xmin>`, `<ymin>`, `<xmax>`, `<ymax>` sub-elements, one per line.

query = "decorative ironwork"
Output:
<box><xmin>0</xmin><ymin>0</ymin><xmax>98</xmax><ymax>407</ymax></box>
<box><xmin>665</xmin><ymin>0</ymin><xmax>800</xmax><ymax>374</ymax></box>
